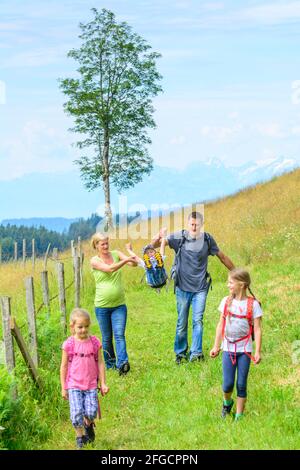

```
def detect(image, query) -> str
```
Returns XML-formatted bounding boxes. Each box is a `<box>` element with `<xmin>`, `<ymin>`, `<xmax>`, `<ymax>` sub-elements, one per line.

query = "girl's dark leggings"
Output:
<box><xmin>222</xmin><ymin>352</ymin><xmax>251</xmax><ymax>398</ymax></box>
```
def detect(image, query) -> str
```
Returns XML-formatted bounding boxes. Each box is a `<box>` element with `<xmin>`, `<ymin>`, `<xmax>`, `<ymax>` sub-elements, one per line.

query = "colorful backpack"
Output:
<box><xmin>222</xmin><ymin>296</ymin><xmax>256</xmax><ymax>365</ymax></box>
<box><xmin>142</xmin><ymin>251</ymin><xmax>168</xmax><ymax>289</ymax></box>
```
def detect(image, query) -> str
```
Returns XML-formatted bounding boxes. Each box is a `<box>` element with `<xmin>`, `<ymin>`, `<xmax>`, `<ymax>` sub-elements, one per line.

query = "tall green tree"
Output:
<box><xmin>59</xmin><ymin>8</ymin><xmax>163</xmax><ymax>229</ymax></box>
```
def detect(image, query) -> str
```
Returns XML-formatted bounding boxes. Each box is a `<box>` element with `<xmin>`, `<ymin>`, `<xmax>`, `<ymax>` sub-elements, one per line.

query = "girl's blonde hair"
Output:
<box><xmin>229</xmin><ymin>268</ymin><xmax>252</xmax><ymax>290</ymax></box>
<box><xmin>91</xmin><ymin>232</ymin><xmax>109</xmax><ymax>250</ymax></box>
<box><xmin>69</xmin><ymin>308</ymin><xmax>91</xmax><ymax>332</ymax></box>
<box><xmin>227</xmin><ymin>268</ymin><xmax>259</xmax><ymax>308</ymax></box>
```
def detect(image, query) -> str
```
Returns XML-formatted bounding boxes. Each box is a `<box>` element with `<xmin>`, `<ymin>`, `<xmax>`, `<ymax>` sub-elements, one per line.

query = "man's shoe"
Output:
<box><xmin>84</xmin><ymin>421</ymin><xmax>96</xmax><ymax>443</ymax></box>
<box><xmin>175</xmin><ymin>355</ymin><xmax>187</xmax><ymax>365</ymax></box>
<box><xmin>190</xmin><ymin>353</ymin><xmax>205</xmax><ymax>362</ymax></box>
<box><xmin>76</xmin><ymin>435</ymin><xmax>88</xmax><ymax>449</ymax></box>
<box><xmin>119</xmin><ymin>362</ymin><xmax>130</xmax><ymax>376</ymax></box>
<box><xmin>221</xmin><ymin>400</ymin><xmax>234</xmax><ymax>418</ymax></box>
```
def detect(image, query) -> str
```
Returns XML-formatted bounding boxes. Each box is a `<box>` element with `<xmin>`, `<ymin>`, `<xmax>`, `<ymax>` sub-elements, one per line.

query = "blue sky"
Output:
<box><xmin>1</xmin><ymin>0</ymin><xmax>300</xmax><ymax>217</ymax></box>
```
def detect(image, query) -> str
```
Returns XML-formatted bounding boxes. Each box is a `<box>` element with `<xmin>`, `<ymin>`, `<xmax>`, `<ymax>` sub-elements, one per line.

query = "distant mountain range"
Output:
<box><xmin>1</xmin><ymin>156</ymin><xmax>298</xmax><ymax>230</ymax></box>
<box><xmin>1</xmin><ymin>217</ymin><xmax>79</xmax><ymax>233</ymax></box>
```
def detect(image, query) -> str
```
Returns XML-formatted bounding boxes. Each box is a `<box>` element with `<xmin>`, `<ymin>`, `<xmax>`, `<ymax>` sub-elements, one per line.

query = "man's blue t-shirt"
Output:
<box><xmin>167</xmin><ymin>230</ymin><xmax>219</xmax><ymax>292</ymax></box>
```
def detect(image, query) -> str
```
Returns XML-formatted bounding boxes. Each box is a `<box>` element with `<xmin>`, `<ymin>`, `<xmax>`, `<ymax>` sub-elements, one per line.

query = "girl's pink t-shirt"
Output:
<box><xmin>62</xmin><ymin>336</ymin><xmax>102</xmax><ymax>391</ymax></box>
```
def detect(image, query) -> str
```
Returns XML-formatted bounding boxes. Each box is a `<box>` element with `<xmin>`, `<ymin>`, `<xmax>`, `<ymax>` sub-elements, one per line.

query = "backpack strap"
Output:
<box><xmin>204</xmin><ymin>232</ymin><xmax>212</xmax><ymax>255</ymax></box>
<box><xmin>66</xmin><ymin>336</ymin><xmax>75</xmax><ymax>363</ymax></box>
<box><xmin>221</xmin><ymin>296</ymin><xmax>231</xmax><ymax>338</ymax></box>
<box><xmin>90</xmin><ymin>336</ymin><xmax>100</xmax><ymax>362</ymax></box>
<box><xmin>246</xmin><ymin>296</ymin><xmax>254</xmax><ymax>324</ymax></box>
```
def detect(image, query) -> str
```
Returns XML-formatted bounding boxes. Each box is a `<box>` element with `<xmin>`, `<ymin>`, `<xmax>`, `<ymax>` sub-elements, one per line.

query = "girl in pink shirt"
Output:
<box><xmin>60</xmin><ymin>308</ymin><xmax>109</xmax><ymax>448</ymax></box>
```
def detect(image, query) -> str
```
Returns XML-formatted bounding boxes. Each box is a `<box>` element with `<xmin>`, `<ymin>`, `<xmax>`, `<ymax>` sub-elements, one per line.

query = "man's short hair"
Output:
<box><xmin>188</xmin><ymin>211</ymin><xmax>204</xmax><ymax>224</ymax></box>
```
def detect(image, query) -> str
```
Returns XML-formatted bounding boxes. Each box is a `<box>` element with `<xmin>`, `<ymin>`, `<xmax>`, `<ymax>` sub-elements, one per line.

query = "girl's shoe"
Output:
<box><xmin>235</xmin><ymin>413</ymin><xmax>244</xmax><ymax>422</ymax></box>
<box><xmin>221</xmin><ymin>399</ymin><xmax>234</xmax><ymax>418</ymax></box>
<box><xmin>76</xmin><ymin>435</ymin><xmax>88</xmax><ymax>449</ymax></box>
<box><xmin>84</xmin><ymin>422</ymin><xmax>96</xmax><ymax>443</ymax></box>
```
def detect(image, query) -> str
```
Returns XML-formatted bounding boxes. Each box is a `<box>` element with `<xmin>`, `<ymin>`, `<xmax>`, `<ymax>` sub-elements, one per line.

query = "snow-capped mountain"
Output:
<box><xmin>236</xmin><ymin>156</ymin><xmax>298</xmax><ymax>186</ymax></box>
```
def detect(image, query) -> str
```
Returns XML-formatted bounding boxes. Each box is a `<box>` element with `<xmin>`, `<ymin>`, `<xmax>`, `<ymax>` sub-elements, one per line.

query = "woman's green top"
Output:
<box><xmin>92</xmin><ymin>251</ymin><xmax>126</xmax><ymax>308</ymax></box>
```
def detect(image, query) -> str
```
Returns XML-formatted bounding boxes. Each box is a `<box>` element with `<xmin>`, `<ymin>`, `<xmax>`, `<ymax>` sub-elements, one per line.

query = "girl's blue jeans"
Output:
<box><xmin>222</xmin><ymin>352</ymin><xmax>251</xmax><ymax>398</ymax></box>
<box><xmin>95</xmin><ymin>304</ymin><xmax>128</xmax><ymax>369</ymax></box>
<box><xmin>174</xmin><ymin>287</ymin><xmax>208</xmax><ymax>359</ymax></box>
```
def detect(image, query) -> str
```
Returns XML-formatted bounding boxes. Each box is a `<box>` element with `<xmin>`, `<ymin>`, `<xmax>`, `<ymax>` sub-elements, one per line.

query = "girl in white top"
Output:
<box><xmin>210</xmin><ymin>268</ymin><xmax>263</xmax><ymax>421</ymax></box>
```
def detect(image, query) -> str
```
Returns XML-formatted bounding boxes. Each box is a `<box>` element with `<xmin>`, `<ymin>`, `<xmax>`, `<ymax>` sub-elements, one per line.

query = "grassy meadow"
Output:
<box><xmin>0</xmin><ymin>169</ymin><xmax>300</xmax><ymax>450</ymax></box>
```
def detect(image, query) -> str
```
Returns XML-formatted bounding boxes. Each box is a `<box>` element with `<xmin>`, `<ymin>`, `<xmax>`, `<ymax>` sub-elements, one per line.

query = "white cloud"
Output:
<box><xmin>2</xmin><ymin>45</ymin><xmax>71</xmax><ymax>68</ymax></box>
<box><xmin>256</xmin><ymin>122</ymin><xmax>285</xmax><ymax>138</ymax></box>
<box><xmin>240</xmin><ymin>2</ymin><xmax>300</xmax><ymax>25</ymax></box>
<box><xmin>200</xmin><ymin>123</ymin><xmax>242</xmax><ymax>143</ymax></box>
<box><xmin>202</xmin><ymin>2</ymin><xmax>224</xmax><ymax>12</ymax></box>
<box><xmin>0</xmin><ymin>119</ymin><xmax>76</xmax><ymax>181</ymax></box>
<box><xmin>291</xmin><ymin>125</ymin><xmax>300</xmax><ymax>135</ymax></box>
<box><xmin>169</xmin><ymin>135</ymin><xmax>186</xmax><ymax>145</ymax></box>
<box><xmin>228</xmin><ymin>111</ymin><xmax>239</xmax><ymax>120</ymax></box>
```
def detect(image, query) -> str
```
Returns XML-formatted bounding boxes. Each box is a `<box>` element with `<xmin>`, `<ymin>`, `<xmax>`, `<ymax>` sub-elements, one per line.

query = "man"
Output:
<box><xmin>152</xmin><ymin>211</ymin><xmax>235</xmax><ymax>364</ymax></box>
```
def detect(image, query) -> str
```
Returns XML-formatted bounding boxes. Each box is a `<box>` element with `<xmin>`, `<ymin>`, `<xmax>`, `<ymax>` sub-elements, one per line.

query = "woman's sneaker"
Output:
<box><xmin>84</xmin><ymin>422</ymin><xmax>96</xmax><ymax>443</ymax></box>
<box><xmin>221</xmin><ymin>399</ymin><xmax>234</xmax><ymax>418</ymax></box>
<box><xmin>119</xmin><ymin>362</ymin><xmax>130</xmax><ymax>376</ymax></box>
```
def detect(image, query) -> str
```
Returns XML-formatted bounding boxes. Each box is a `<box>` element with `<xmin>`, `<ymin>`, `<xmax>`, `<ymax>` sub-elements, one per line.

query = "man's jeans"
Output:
<box><xmin>174</xmin><ymin>287</ymin><xmax>208</xmax><ymax>359</ymax></box>
<box><xmin>95</xmin><ymin>304</ymin><xmax>128</xmax><ymax>369</ymax></box>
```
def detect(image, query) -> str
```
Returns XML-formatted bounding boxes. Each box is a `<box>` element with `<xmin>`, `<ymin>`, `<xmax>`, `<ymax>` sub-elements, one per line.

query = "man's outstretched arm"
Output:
<box><xmin>151</xmin><ymin>228</ymin><xmax>169</xmax><ymax>248</ymax></box>
<box><xmin>216</xmin><ymin>250</ymin><xmax>235</xmax><ymax>271</ymax></box>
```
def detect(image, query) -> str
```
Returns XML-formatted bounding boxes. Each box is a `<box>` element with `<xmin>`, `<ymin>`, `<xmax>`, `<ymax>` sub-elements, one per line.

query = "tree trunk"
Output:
<box><xmin>102</xmin><ymin>135</ymin><xmax>114</xmax><ymax>231</ymax></box>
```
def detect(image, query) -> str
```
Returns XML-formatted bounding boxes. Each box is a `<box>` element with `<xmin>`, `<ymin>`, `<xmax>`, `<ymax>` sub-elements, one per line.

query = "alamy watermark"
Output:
<box><xmin>0</xmin><ymin>80</ymin><xmax>6</xmax><ymax>104</ymax></box>
<box><xmin>96</xmin><ymin>197</ymin><xmax>205</xmax><ymax>246</ymax></box>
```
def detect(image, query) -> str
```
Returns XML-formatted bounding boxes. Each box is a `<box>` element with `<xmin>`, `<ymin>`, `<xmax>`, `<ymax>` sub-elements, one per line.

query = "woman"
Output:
<box><xmin>90</xmin><ymin>233</ymin><xmax>137</xmax><ymax>375</ymax></box>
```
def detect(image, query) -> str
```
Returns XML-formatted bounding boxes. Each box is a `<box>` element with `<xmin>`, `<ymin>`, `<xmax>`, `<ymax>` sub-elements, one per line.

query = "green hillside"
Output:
<box><xmin>0</xmin><ymin>169</ymin><xmax>300</xmax><ymax>450</ymax></box>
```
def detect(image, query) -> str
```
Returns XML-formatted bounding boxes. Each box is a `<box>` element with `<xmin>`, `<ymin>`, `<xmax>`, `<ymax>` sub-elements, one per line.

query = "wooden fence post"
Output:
<box><xmin>32</xmin><ymin>239</ymin><xmax>35</xmax><ymax>271</ymax></box>
<box><xmin>23</xmin><ymin>239</ymin><xmax>26</xmax><ymax>267</ymax></box>
<box><xmin>71</xmin><ymin>240</ymin><xmax>75</xmax><ymax>258</ymax></box>
<box><xmin>44</xmin><ymin>243</ymin><xmax>51</xmax><ymax>271</ymax></box>
<box><xmin>24</xmin><ymin>276</ymin><xmax>38</xmax><ymax>367</ymax></box>
<box><xmin>74</xmin><ymin>255</ymin><xmax>81</xmax><ymax>308</ymax></box>
<box><xmin>1</xmin><ymin>297</ymin><xmax>17</xmax><ymax>399</ymax></box>
<box><xmin>10</xmin><ymin>318</ymin><xmax>43</xmax><ymax>391</ymax></box>
<box><xmin>77</xmin><ymin>236</ymin><xmax>81</xmax><ymax>259</ymax></box>
<box><xmin>80</xmin><ymin>252</ymin><xmax>84</xmax><ymax>288</ymax></box>
<box><xmin>41</xmin><ymin>271</ymin><xmax>50</xmax><ymax>317</ymax></box>
<box><xmin>57</xmin><ymin>262</ymin><xmax>67</xmax><ymax>333</ymax></box>
<box><xmin>53</xmin><ymin>248</ymin><xmax>58</xmax><ymax>260</ymax></box>
<box><xmin>1</xmin><ymin>297</ymin><xmax>15</xmax><ymax>372</ymax></box>
<box><xmin>14</xmin><ymin>242</ymin><xmax>18</xmax><ymax>263</ymax></box>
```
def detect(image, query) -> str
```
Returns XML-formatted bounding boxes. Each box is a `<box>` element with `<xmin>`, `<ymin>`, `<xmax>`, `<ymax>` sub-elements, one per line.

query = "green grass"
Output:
<box><xmin>2</xmin><ymin>254</ymin><xmax>299</xmax><ymax>450</ymax></box>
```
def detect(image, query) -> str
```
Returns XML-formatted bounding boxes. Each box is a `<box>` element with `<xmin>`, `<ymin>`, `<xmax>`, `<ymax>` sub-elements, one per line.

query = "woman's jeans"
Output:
<box><xmin>174</xmin><ymin>287</ymin><xmax>208</xmax><ymax>359</ymax></box>
<box><xmin>222</xmin><ymin>352</ymin><xmax>251</xmax><ymax>398</ymax></box>
<box><xmin>95</xmin><ymin>304</ymin><xmax>128</xmax><ymax>369</ymax></box>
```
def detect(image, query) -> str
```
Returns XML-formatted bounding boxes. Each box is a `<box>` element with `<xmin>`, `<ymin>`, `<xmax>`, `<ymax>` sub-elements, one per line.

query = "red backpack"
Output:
<box><xmin>221</xmin><ymin>296</ymin><xmax>256</xmax><ymax>365</ymax></box>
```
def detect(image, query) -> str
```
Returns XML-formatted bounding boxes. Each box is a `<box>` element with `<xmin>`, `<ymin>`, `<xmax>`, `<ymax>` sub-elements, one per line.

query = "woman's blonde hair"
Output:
<box><xmin>91</xmin><ymin>232</ymin><xmax>109</xmax><ymax>250</ymax></box>
<box><xmin>69</xmin><ymin>308</ymin><xmax>91</xmax><ymax>332</ymax></box>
